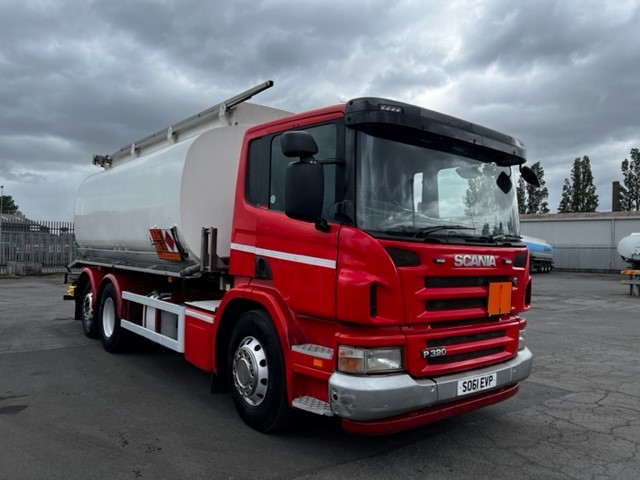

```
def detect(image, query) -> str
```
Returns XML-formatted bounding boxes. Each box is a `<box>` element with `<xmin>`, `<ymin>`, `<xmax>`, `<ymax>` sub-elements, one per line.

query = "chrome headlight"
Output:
<box><xmin>338</xmin><ymin>346</ymin><xmax>404</xmax><ymax>374</ymax></box>
<box><xmin>518</xmin><ymin>327</ymin><xmax>527</xmax><ymax>351</ymax></box>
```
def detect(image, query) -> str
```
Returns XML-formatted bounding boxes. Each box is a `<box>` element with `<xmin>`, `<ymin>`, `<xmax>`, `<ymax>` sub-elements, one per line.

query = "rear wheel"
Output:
<box><xmin>227</xmin><ymin>310</ymin><xmax>290</xmax><ymax>433</ymax></box>
<box><xmin>98</xmin><ymin>283</ymin><xmax>129</xmax><ymax>353</ymax></box>
<box><xmin>80</xmin><ymin>283</ymin><xmax>98</xmax><ymax>339</ymax></box>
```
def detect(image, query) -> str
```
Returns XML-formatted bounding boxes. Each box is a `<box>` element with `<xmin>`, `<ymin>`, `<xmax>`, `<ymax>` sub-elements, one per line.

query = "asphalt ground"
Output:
<box><xmin>0</xmin><ymin>272</ymin><xmax>638</xmax><ymax>479</ymax></box>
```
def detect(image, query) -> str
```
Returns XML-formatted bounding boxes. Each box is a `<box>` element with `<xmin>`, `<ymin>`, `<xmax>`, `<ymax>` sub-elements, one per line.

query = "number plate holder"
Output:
<box><xmin>457</xmin><ymin>372</ymin><xmax>497</xmax><ymax>396</ymax></box>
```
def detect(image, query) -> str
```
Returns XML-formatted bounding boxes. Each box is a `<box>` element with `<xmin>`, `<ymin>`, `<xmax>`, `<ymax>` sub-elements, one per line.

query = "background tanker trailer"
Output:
<box><xmin>521</xmin><ymin>235</ymin><xmax>553</xmax><ymax>273</ymax></box>
<box><xmin>617</xmin><ymin>233</ymin><xmax>640</xmax><ymax>268</ymax></box>
<box><xmin>67</xmin><ymin>81</ymin><xmax>537</xmax><ymax>434</ymax></box>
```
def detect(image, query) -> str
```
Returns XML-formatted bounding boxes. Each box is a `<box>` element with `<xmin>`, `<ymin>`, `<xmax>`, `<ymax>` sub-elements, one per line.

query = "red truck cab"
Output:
<box><xmin>224</xmin><ymin>97</ymin><xmax>533</xmax><ymax>433</ymax></box>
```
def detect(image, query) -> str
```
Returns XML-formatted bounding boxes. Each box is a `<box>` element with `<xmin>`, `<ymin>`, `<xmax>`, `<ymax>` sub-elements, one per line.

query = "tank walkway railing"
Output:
<box><xmin>0</xmin><ymin>218</ymin><xmax>76</xmax><ymax>276</ymax></box>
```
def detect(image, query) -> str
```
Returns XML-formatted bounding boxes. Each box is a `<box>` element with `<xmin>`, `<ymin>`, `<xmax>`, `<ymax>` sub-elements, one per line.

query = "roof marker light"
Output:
<box><xmin>379</xmin><ymin>104</ymin><xmax>403</xmax><ymax>113</ymax></box>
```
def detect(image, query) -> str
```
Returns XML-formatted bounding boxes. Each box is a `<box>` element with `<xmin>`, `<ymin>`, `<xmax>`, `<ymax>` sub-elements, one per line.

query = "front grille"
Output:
<box><xmin>422</xmin><ymin>275</ymin><xmax>513</xmax><ymax>317</ymax></box>
<box><xmin>426</xmin><ymin>297</ymin><xmax>485</xmax><ymax>311</ymax></box>
<box><xmin>430</xmin><ymin>317</ymin><xmax>499</xmax><ymax>329</ymax></box>
<box><xmin>398</xmin><ymin>265</ymin><xmax>521</xmax><ymax>377</ymax></box>
<box><xmin>427</xmin><ymin>347</ymin><xmax>504</xmax><ymax>365</ymax></box>
<box><xmin>427</xmin><ymin>330</ymin><xmax>505</xmax><ymax>347</ymax></box>
<box><xmin>426</xmin><ymin>276</ymin><xmax>509</xmax><ymax>288</ymax></box>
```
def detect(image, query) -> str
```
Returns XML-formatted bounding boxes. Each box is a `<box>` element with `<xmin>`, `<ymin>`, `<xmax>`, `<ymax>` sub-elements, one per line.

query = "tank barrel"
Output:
<box><xmin>617</xmin><ymin>233</ymin><xmax>640</xmax><ymax>268</ymax></box>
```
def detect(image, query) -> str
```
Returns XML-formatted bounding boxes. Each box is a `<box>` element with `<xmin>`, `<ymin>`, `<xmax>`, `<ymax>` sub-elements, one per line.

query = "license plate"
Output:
<box><xmin>457</xmin><ymin>372</ymin><xmax>497</xmax><ymax>396</ymax></box>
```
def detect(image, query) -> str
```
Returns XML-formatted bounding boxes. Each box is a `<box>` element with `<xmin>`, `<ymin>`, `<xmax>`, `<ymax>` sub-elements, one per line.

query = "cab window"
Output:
<box><xmin>246</xmin><ymin>123</ymin><xmax>339</xmax><ymax>219</ymax></box>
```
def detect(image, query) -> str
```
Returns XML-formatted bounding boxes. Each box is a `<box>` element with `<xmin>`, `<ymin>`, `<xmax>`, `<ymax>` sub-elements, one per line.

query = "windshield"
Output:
<box><xmin>355</xmin><ymin>131</ymin><xmax>520</xmax><ymax>242</ymax></box>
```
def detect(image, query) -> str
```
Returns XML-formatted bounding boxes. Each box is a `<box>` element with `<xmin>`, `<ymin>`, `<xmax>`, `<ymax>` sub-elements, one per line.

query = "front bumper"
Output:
<box><xmin>329</xmin><ymin>347</ymin><xmax>532</xmax><ymax>421</ymax></box>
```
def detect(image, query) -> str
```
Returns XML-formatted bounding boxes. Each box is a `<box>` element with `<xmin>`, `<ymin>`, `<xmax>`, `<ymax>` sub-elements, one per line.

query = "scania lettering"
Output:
<box><xmin>65</xmin><ymin>81</ymin><xmax>538</xmax><ymax>435</ymax></box>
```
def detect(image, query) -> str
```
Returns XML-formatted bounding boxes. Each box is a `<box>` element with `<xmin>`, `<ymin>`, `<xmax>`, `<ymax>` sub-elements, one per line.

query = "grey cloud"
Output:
<box><xmin>1</xmin><ymin>0</ymin><xmax>639</xmax><ymax>218</ymax></box>
<box><xmin>454</xmin><ymin>1</ymin><xmax>608</xmax><ymax>70</ymax></box>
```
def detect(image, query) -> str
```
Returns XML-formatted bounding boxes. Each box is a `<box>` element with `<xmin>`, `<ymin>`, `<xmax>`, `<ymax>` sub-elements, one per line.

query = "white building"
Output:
<box><xmin>520</xmin><ymin>212</ymin><xmax>640</xmax><ymax>272</ymax></box>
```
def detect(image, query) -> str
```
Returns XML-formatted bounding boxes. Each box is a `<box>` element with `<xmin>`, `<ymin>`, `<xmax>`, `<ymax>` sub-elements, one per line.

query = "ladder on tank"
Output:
<box><xmin>92</xmin><ymin>80</ymin><xmax>275</xmax><ymax>168</ymax></box>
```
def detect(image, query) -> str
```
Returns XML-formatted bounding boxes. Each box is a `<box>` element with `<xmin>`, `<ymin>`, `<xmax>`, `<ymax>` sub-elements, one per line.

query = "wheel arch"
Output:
<box><xmin>74</xmin><ymin>268</ymin><xmax>105</xmax><ymax>320</ymax></box>
<box><xmin>95</xmin><ymin>271</ymin><xmax>155</xmax><ymax>317</ymax></box>
<box><xmin>213</xmin><ymin>286</ymin><xmax>297</xmax><ymax>396</ymax></box>
<box><xmin>96</xmin><ymin>273</ymin><xmax>125</xmax><ymax>317</ymax></box>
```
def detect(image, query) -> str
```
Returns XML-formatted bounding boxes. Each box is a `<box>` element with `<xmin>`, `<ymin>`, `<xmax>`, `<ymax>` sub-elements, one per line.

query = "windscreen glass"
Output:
<box><xmin>355</xmin><ymin>131</ymin><xmax>520</xmax><ymax>242</ymax></box>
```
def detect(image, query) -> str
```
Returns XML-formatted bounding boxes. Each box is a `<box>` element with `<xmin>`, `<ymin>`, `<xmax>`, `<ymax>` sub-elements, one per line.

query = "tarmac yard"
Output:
<box><xmin>0</xmin><ymin>272</ymin><xmax>638</xmax><ymax>479</ymax></box>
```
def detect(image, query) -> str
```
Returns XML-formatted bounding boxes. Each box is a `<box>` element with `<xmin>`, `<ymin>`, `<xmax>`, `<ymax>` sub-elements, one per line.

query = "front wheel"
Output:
<box><xmin>227</xmin><ymin>310</ymin><xmax>291</xmax><ymax>433</ymax></box>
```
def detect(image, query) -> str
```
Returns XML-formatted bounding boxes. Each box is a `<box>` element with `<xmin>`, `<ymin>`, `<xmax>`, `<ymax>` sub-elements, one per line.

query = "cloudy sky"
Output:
<box><xmin>1</xmin><ymin>0</ymin><xmax>639</xmax><ymax>220</ymax></box>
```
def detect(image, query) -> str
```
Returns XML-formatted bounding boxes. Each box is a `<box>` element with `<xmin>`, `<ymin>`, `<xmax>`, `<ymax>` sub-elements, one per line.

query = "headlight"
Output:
<box><xmin>338</xmin><ymin>346</ymin><xmax>404</xmax><ymax>374</ymax></box>
<box><xmin>518</xmin><ymin>327</ymin><xmax>527</xmax><ymax>351</ymax></box>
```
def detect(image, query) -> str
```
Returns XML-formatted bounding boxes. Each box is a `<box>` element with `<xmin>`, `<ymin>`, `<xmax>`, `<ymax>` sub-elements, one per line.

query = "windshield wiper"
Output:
<box><xmin>375</xmin><ymin>225</ymin><xmax>475</xmax><ymax>241</ymax></box>
<box><xmin>478</xmin><ymin>234</ymin><xmax>523</xmax><ymax>244</ymax></box>
<box><xmin>413</xmin><ymin>225</ymin><xmax>475</xmax><ymax>238</ymax></box>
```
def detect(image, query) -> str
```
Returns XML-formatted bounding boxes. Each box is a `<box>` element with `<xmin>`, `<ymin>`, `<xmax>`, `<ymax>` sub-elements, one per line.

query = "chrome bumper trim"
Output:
<box><xmin>328</xmin><ymin>348</ymin><xmax>533</xmax><ymax>421</ymax></box>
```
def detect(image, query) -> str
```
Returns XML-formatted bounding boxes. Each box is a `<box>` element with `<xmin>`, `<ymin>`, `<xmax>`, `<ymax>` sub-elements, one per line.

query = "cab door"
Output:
<box><xmin>234</xmin><ymin>121</ymin><xmax>343</xmax><ymax>321</ymax></box>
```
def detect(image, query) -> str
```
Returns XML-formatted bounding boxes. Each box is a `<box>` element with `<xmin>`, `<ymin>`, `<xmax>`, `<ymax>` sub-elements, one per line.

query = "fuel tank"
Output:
<box><xmin>617</xmin><ymin>233</ymin><xmax>640</xmax><ymax>268</ymax></box>
<box><xmin>521</xmin><ymin>235</ymin><xmax>553</xmax><ymax>261</ymax></box>
<box><xmin>74</xmin><ymin>103</ymin><xmax>290</xmax><ymax>269</ymax></box>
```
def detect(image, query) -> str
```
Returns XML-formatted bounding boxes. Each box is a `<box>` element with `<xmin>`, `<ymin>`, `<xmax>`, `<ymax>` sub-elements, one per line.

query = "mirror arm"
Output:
<box><xmin>315</xmin><ymin>218</ymin><xmax>330</xmax><ymax>232</ymax></box>
<box><xmin>318</xmin><ymin>157</ymin><xmax>345</xmax><ymax>166</ymax></box>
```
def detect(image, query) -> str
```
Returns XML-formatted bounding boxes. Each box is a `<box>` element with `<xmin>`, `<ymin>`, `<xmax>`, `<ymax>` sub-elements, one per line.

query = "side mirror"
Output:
<box><xmin>520</xmin><ymin>165</ymin><xmax>540</xmax><ymax>187</ymax></box>
<box><xmin>281</xmin><ymin>131</ymin><xmax>318</xmax><ymax>160</ymax></box>
<box><xmin>497</xmin><ymin>171</ymin><xmax>513</xmax><ymax>194</ymax></box>
<box><xmin>281</xmin><ymin>131</ymin><xmax>324</xmax><ymax>222</ymax></box>
<box><xmin>285</xmin><ymin>161</ymin><xmax>324</xmax><ymax>222</ymax></box>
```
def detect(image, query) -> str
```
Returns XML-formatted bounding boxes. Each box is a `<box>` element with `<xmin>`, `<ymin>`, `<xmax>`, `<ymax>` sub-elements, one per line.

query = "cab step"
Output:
<box><xmin>292</xmin><ymin>396</ymin><xmax>333</xmax><ymax>416</ymax></box>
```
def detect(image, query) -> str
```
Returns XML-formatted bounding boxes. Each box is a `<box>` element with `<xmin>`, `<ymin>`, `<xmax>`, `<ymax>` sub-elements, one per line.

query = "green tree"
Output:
<box><xmin>517</xmin><ymin>161</ymin><xmax>549</xmax><ymax>214</ymax></box>
<box><xmin>557</xmin><ymin>156</ymin><xmax>599</xmax><ymax>212</ymax></box>
<box><xmin>464</xmin><ymin>163</ymin><xmax>500</xmax><ymax>217</ymax></box>
<box><xmin>517</xmin><ymin>177</ymin><xmax>526</xmax><ymax>214</ymax></box>
<box><xmin>558</xmin><ymin>179</ymin><xmax>572</xmax><ymax>213</ymax></box>
<box><xmin>464</xmin><ymin>163</ymin><xmax>518</xmax><ymax>234</ymax></box>
<box><xmin>0</xmin><ymin>194</ymin><xmax>19</xmax><ymax>214</ymax></box>
<box><xmin>619</xmin><ymin>148</ymin><xmax>640</xmax><ymax>211</ymax></box>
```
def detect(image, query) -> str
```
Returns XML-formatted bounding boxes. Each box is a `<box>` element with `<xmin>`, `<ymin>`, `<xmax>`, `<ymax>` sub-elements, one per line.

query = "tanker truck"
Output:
<box><xmin>617</xmin><ymin>233</ymin><xmax>640</xmax><ymax>268</ymax></box>
<box><xmin>68</xmin><ymin>81</ymin><xmax>539</xmax><ymax>434</ymax></box>
<box><xmin>521</xmin><ymin>235</ymin><xmax>554</xmax><ymax>273</ymax></box>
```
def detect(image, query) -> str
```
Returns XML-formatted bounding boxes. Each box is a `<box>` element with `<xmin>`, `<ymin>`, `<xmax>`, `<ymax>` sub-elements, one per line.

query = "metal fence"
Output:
<box><xmin>0</xmin><ymin>219</ymin><xmax>76</xmax><ymax>275</ymax></box>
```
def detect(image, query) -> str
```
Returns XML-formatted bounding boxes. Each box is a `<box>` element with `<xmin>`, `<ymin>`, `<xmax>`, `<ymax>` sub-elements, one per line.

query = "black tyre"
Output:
<box><xmin>98</xmin><ymin>283</ymin><xmax>129</xmax><ymax>353</ymax></box>
<box><xmin>227</xmin><ymin>310</ymin><xmax>291</xmax><ymax>433</ymax></box>
<box><xmin>80</xmin><ymin>282</ymin><xmax>99</xmax><ymax>339</ymax></box>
